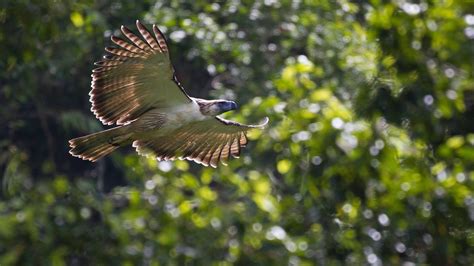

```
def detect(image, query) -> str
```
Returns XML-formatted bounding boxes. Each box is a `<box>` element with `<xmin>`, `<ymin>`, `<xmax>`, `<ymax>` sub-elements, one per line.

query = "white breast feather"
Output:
<box><xmin>165</xmin><ymin>101</ymin><xmax>206</xmax><ymax>126</ymax></box>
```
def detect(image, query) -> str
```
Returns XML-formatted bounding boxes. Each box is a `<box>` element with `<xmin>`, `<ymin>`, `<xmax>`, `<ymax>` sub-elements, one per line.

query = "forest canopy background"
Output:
<box><xmin>1</xmin><ymin>0</ymin><xmax>474</xmax><ymax>265</ymax></box>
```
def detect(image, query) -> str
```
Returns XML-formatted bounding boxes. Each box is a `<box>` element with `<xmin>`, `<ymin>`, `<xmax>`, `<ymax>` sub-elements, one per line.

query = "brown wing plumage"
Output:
<box><xmin>90</xmin><ymin>20</ymin><xmax>191</xmax><ymax>125</ymax></box>
<box><xmin>132</xmin><ymin>117</ymin><xmax>269</xmax><ymax>167</ymax></box>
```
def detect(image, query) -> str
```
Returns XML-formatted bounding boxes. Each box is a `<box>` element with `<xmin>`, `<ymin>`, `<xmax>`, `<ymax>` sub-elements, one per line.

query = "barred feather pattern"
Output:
<box><xmin>70</xmin><ymin>20</ymin><xmax>269</xmax><ymax>166</ymax></box>
<box><xmin>89</xmin><ymin>20</ymin><xmax>190</xmax><ymax>126</ymax></box>
<box><xmin>132</xmin><ymin>117</ymin><xmax>268</xmax><ymax>168</ymax></box>
<box><xmin>69</xmin><ymin>125</ymin><xmax>131</xmax><ymax>162</ymax></box>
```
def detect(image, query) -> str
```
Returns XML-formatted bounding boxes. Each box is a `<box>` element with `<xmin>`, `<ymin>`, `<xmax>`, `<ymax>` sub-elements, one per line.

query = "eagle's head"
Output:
<box><xmin>196</xmin><ymin>99</ymin><xmax>238</xmax><ymax>116</ymax></box>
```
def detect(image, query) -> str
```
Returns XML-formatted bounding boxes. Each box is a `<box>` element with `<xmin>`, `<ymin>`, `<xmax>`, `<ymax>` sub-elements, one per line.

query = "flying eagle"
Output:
<box><xmin>69</xmin><ymin>20</ymin><xmax>268</xmax><ymax>167</ymax></box>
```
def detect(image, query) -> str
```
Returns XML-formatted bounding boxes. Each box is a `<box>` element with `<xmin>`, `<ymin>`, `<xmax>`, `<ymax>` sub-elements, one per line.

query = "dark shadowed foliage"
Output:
<box><xmin>1</xmin><ymin>0</ymin><xmax>474</xmax><ymax>265</ymax></box>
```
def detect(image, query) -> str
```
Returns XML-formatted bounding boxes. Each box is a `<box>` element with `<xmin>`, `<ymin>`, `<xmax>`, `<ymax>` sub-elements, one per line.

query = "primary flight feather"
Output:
<box><xmin>69</xmin><ymin>20</ymin><xmax>268</xmax><ymax>167</ymax></box>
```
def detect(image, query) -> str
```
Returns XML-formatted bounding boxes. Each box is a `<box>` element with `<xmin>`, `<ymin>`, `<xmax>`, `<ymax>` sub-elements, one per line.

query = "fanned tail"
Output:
<box><xmin>69</xmin><ymin>126</ymin><xmax>131</xmax><ymax>162</ymax></box>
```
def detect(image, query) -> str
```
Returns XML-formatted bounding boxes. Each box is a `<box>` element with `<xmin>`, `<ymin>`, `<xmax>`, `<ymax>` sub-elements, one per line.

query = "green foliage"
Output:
<box><xmin>1</xmin><ymin>0</ymin><xmax>474</xmax><ymax>265</ymax></box>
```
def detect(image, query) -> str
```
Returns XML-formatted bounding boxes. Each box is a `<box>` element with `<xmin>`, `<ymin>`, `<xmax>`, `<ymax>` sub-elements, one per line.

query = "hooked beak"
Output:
<box><xmin>219</xmin><ymin>101</ymin><xmax>238</xmax><ymax>113</ymax></box>
<box><xmin>229</xmin><ymin>101</ymin><xmax>238</xmax><ymax>110</ymax></box>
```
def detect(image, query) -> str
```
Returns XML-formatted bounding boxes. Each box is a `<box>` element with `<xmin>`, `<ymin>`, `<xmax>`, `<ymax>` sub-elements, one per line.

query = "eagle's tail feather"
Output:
<box><xmin>69</xmin><ymin>126</ymin><xmax>131</xmax><ymax>162</ymax></box>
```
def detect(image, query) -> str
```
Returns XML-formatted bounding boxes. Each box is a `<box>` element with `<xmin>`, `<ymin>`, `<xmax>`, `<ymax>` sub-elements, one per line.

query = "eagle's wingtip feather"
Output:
<box><xmin>253</xmin><ymin>117</ymin><xmax>269</xmax><ymax>128</ymax></box>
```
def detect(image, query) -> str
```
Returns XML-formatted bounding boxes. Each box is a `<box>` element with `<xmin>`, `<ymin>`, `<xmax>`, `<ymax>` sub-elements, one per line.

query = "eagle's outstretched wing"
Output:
<box><xmin>133</xmin><ymin>117</ymin><xmax>269</xmax><ymax>167</ymax></box>
<box><xmin>90</xmin><ymin>20</ymin><xmax>191</xmax><ymax>125</ymax></box>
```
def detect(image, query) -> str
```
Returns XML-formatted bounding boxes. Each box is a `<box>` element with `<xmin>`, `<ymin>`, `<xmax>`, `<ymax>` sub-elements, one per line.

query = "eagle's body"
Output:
<box><xmin>69</xmin><ymin>21</ymin><xmax>267</xmax><ymax>167</ymax></box>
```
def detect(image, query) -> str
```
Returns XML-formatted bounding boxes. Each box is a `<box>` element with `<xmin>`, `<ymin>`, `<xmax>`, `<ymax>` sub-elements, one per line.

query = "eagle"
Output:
<box><xmin>69</xmin><ymin>20</ymin><xmax>268</xmax><ymax>167</ymax></box>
